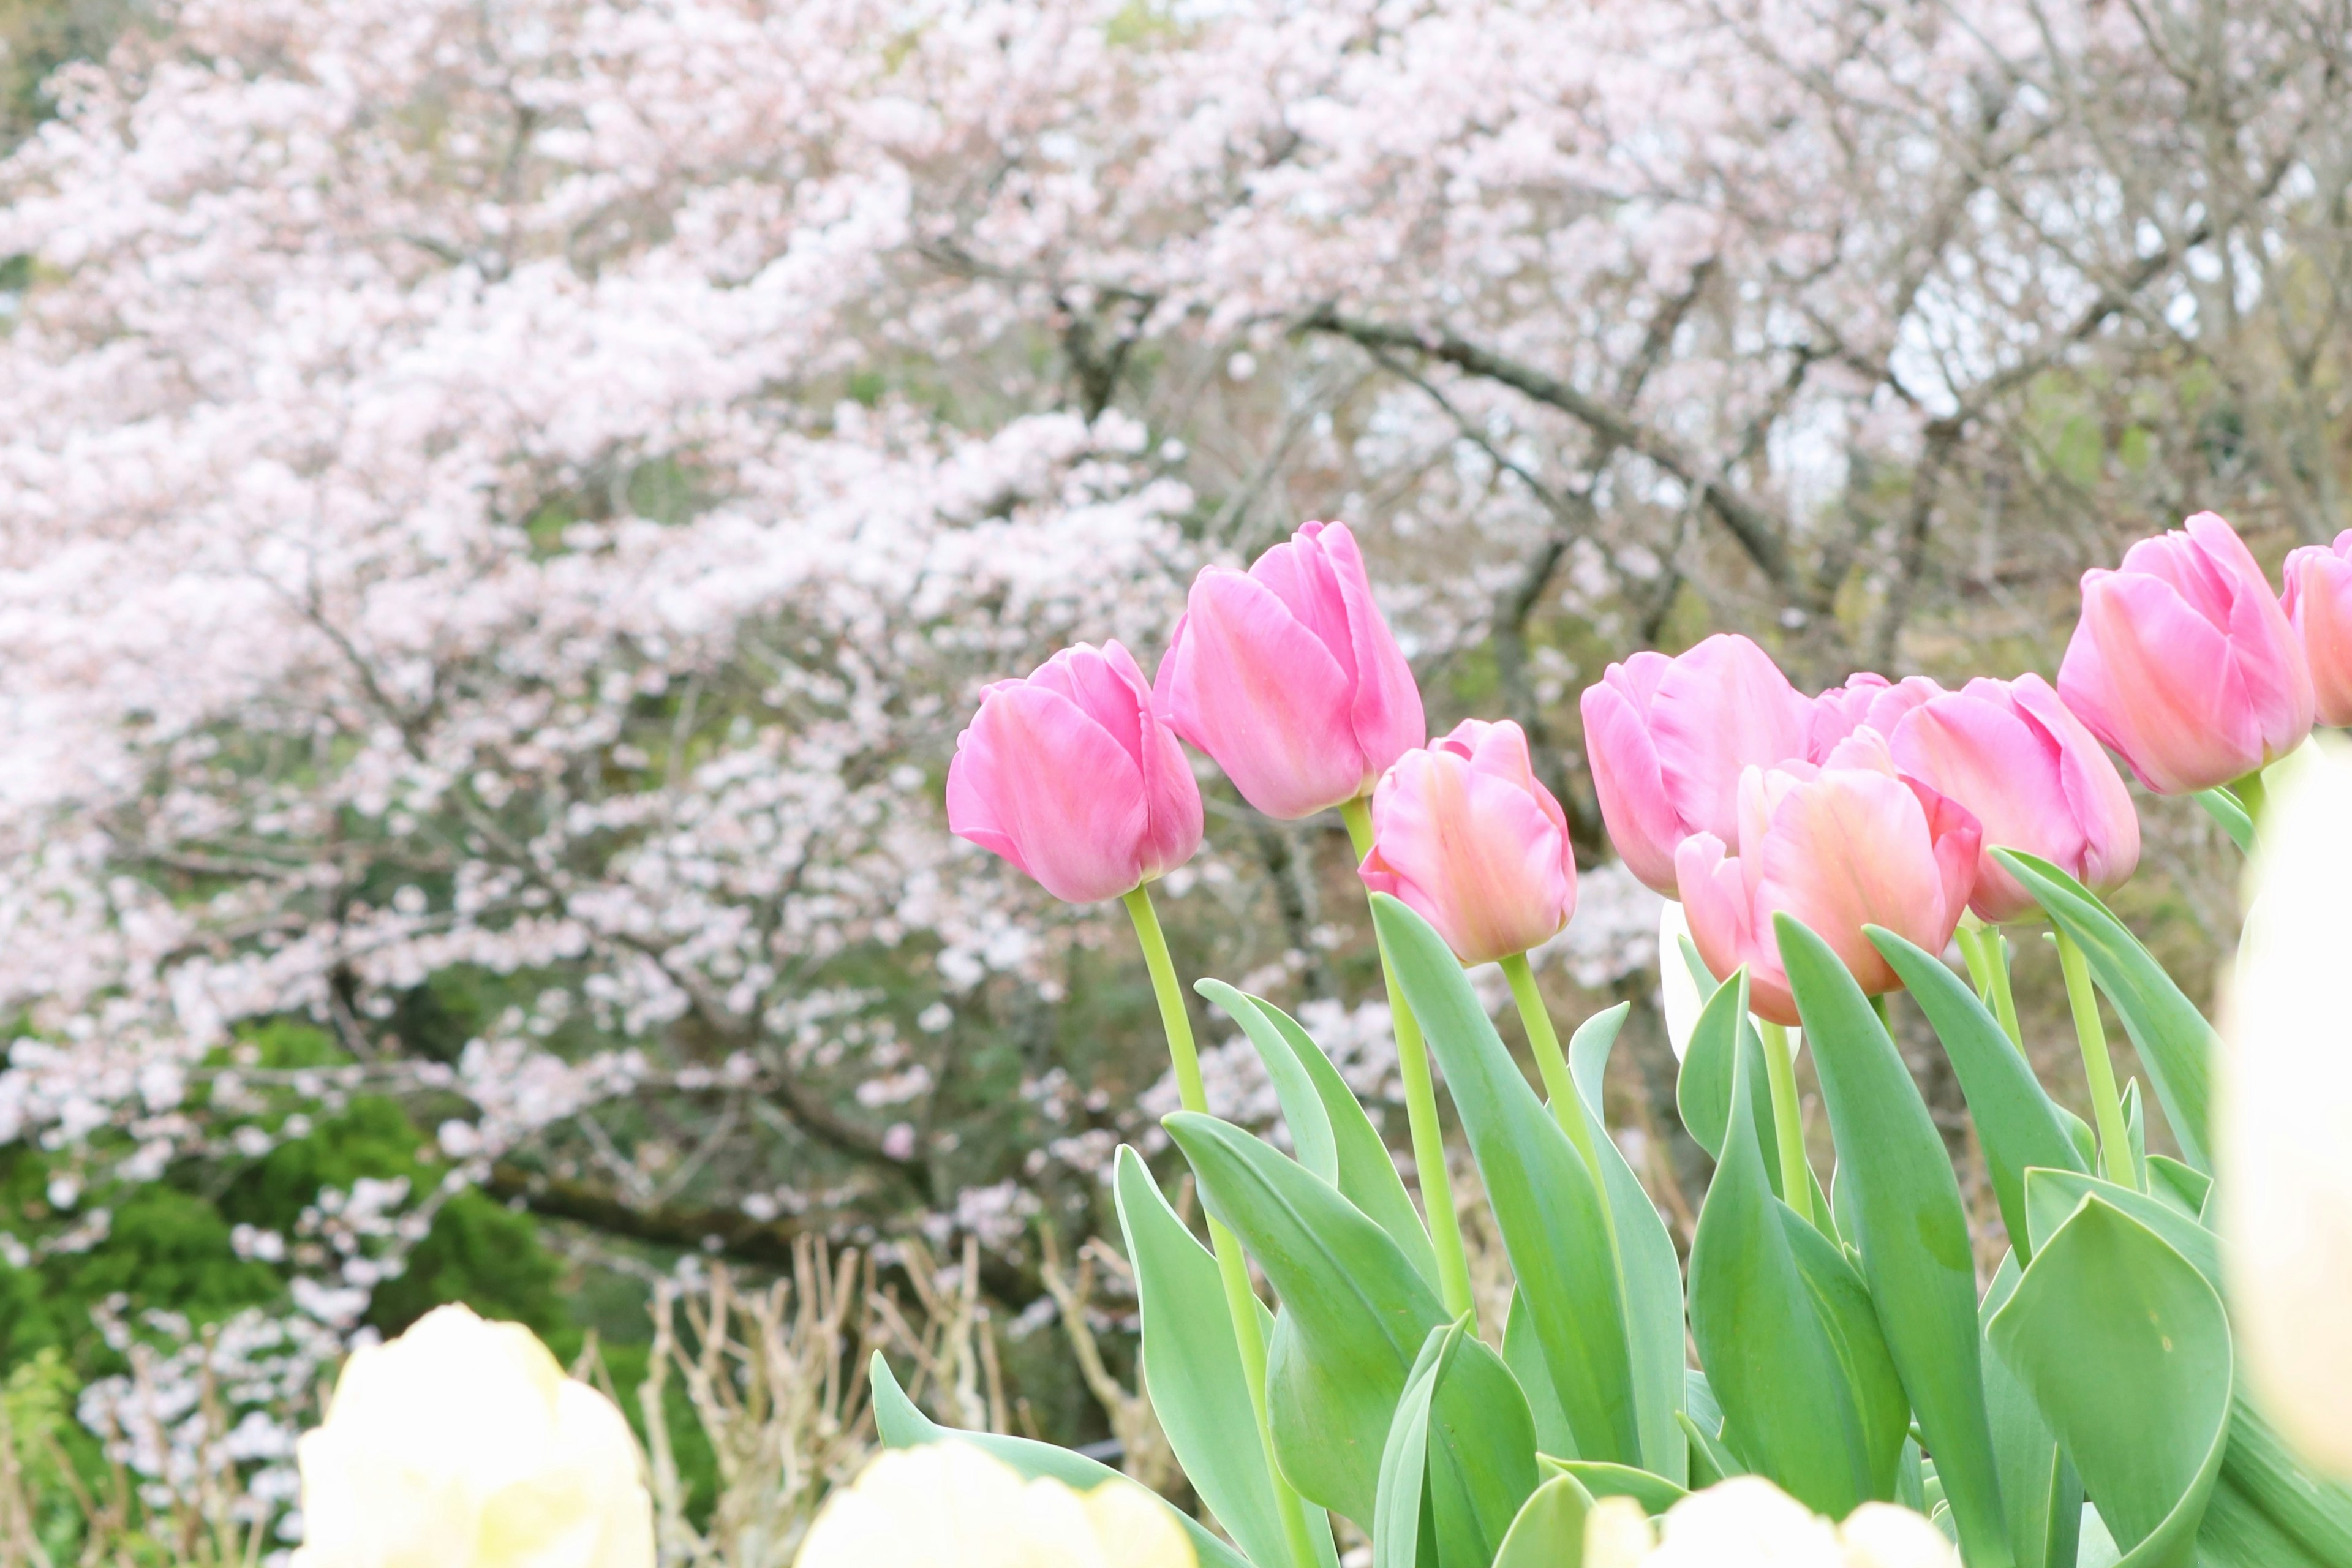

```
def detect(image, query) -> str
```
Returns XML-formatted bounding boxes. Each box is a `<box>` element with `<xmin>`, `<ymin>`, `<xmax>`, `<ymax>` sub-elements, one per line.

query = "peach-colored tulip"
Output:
<box><xmin>1358</xmin><ymin>719</ymin><xmax>1578</xmax><ymax>966</ymax></box>
<box><xmin>1807</xmin><ymin>673</ymin><xmax>1945</xmax><ymax>760</ymax></box>
<box><xmin>2283</xmin><ymin>530</ymin><xmax>2352</xmax><ymax>728</ymax></box>
<box><xmin>946</xmin><ymin>641</ymin><xmax>1203</xmax><ymax>904</ymax></box>
<box><xmin>1154</xmin><ymin>521</ymin><xmax>1424</xmax><ymax>820</ymax></box>
<box><xmin>2057</xmin><ymin>511</ymin><xmax>2313</xmax><ymax>794</ymax></box>
<box><xmin>1888</xmin><ymin>674</ymin><xmax>2139</xmax><ymax>922</ymax></box>
<box><xmin>1580</xmin><ymin>634</ymin><xmax>1814</xmax><ymax>896</ymax></box>
<box><xmin>1675</xmin><ymin>731</ymin><xmax>1980</xmax><ymax>1026</ymax></box>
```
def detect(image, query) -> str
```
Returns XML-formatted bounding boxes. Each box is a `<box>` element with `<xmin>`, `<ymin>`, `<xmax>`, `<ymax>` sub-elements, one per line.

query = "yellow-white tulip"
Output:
<box><xmin>794</xmin><ymin>1441</ymin><xmax>1195</xmax><ymax>1568</ymax></box>
<box><xmin>292</xmin><ymin>1304</ymin><xmax>653</xmax><ymax>1568</ymax></box>
<box><xmin>1585</xmin><ymin>1476</ymin><xmax>1956</xmax><ymax>1567</ymax></box>
<box><xmin>2222</xmin><ymin>735</ymin><xmax>2352</xmax><ymax>1478</ymax></box>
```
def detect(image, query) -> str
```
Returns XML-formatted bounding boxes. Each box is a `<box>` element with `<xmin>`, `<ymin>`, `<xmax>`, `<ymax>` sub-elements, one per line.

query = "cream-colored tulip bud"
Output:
<box><xmin>1585</xmin><ymin>1477</ymin><xmax>1955</xmax><ymax>1567</ymax></box>
<box><xmin>794</xmin><ymin>1442</ymin><xmax>1195</xmax><ymax>1568</ymax></box>
<box><xmin>2223</xmin><ymin>734</ymin><xmax>2352</xmax><ymax>1478</ymax></box>
<box><xmin>292</xmin><ymin>1304</ymin><xmax>653</xmax><ymax>1568</ymax></box>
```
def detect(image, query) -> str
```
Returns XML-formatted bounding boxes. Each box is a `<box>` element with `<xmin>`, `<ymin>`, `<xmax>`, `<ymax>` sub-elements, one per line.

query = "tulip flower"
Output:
<box><xmin>2283</xmin><ymin>530</ymin><xmax>2352</xmax><ymax>728</ymax></box>
<box><xmin>1807</xmin><ymin>673</ymin><xmax>1945</xmax><ymax>759</ymax></box>
<box><xmin>1582</xmin><ymin>1476</ymin><xmax>1957</xmax><ymax>1567</ymax></box>
<box><xmin>1675</xmin><ymin>731</ymin><xmax>1980</xmax><ymax>1027</ymax></box>
<box><xmin>1154</xmin><ymin>520</ymin><xmax>1424</xmax><ymax>820</ymax></box>
<box><xmin>1887</xmin><ymin>674</ymin><xmax>2139</xmax><ymax>922</ymax></box>
<box><xmin>292</xmin><ymin>1304</ymin><xmax>653</xmax><ymax>1568</ymax></box>
<box><xmin>794</xmin><ymin>1442</ymin><xmax>1196</xmax><ymax>1568</ymax></box>
<box><xmin>1581</xmin><ymin>634</ymin><xmax>1815</xmax><ymax>895</ymax></box>
<box><xmin>2221</xmin><ymin>736</ymin><xmax>2352</xmax><ymax>1479</ymax></box>
<box><xmin>1357</xmin><ymin>718</ymin><xmax>1577</xmax><ymax>967</ymax></box>
<box><xmin>947</xmin><ymin>641</ymin><xmax>1204</xmax><ymax>904</ymax></box>
<box><xmin>2057</xmin><ymin>511</ymin><xmax>2314</xmax><ymax>794</ymax></box>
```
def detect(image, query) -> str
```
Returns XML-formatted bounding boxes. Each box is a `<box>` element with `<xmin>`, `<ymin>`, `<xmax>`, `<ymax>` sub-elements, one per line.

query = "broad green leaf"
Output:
<box><xmin>1166</xmin><ymin>1110</ymin><xmax>1446</xmax><ymax>1524</ymax></box>
<box><xmin>1250</xmin><ymin>991</ymin><xmax>1441</xmax><ymax>1289</ymax></box>
<box><xmin>1425</xmin><ymin>1327</ymin><xmax>1543</xmax><ymax>1568</ymax></box>
<box><xmin>1688</xmin><ymin>1022</ymin><xmax>1904</xmax><ymax>1515</ymax></box>
<box><xmin>2193</xmin><ymin>786</ymin><xmax>2255</xmax><ymax>853</ymax></box>
<box><xmin>1988</xmin><ymin>1197</ymin><xmax>2231</xmax><ymax>1568</ymax></box>
<box><xmin>1678</xmin><ymin>1411</ymin><xmax>1740</xmax><ymax>1488</ymax></box>
<box><xmin>1114</xmin><ymin>1147</ymin><xmax>1338</xmax><ymax>1568</ymax></box>
<box><xmin>2146</xmin><ymin>1156</ymin><xmax>2210</xmax><ymax>1220</ymax></box>
<box><xmin>1374</xmin><ymin>1329</ymin><xmax>1445</xmax><ymax>1568</ymax></box>
<box><xmin>1869</xmin><ymin>926</ymin><xmax>2085</xmax><ymax>1258</ymax></box>
<box><xmin>1774</xmin><ymin>914</ymin><xmax>2011</xmax><ymax>1568</ymax></box>
<box><xmin>1980</xmin><ymin>1252</ymin><xmax>2081</xmax><ymax>1568</ymax></box>
<box><xmin>1504</xmin><ymin>1291</ymin><xmax>1577</xmax><ymax>1459</ymax></box>
<box><xmin>1675</xmin><ymin>973</ymin><xmax>1753</xmax><ymax>1162</ymax></box>
<box><xmin>2021</xmin><ymin>1169</ymin><xmax>2217</xmax><ymax>1291</ymax></box>
<box><xmin>2198</xmin><ymin>1476</ymin><xmax>2330</xmax><ymax>1567</ymax></box>
<box><xmin>1993</xmin><ymin>850</ymin><xmax>2214</xmax><ymax>1171</ymax></box>
<box><xmin>2217</xmin><ymin>1403</ymin><xmax>2352</xmax><ymax>1566</ymax></box>
<box><xmin>1562</xmin><ymin>1000</ymin><xmax>1689</xmax><ymax>1483</ymax></box>
<box><xmin>1371</xmin><ymin>894</ymin><xmax>1641</xmax><ymax>1467</ymax></box>
<box><xmin>1493</xmin><ymin>1473</ymin><xmax>1596</xmax><ymax>1568</ymax></box>
<box><xmin>1199</xmin><ymin>980</ymin><xmax>1338</xmax><ymax>1183</ymax></box>
<box><xmin>1544</xmin><ymin>1458</ymin><xmax>1688</xmax><ymax>1515</ymax></box>
<box><xmin>866</xmin><ymin>1351</ymin><xmax>1253</xmax><ymax>1568</ymax></box>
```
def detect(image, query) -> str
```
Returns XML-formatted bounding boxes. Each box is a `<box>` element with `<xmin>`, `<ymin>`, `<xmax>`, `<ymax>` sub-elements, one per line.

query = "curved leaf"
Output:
<box><xmin>1774</xmin><ymin>913</ymin><xmax>2012</xmax><ymax>1568</ymax></box>
<box><xmin>1980</xmin><ymin>1252</ymin><xmax>2082</xmax><ymax>1568</ymax></box>
<box><xmin>1545</xmin><ymin>1458</ymin><xmax>1688</xmax><ymax>1515</ymax></box>
<box><xmin>1504</xmin><ymin>1291</ymin><xmax>1577</xmax><ymax>1459</ymax></box>
<box><xmin>1425</xmin><ymin>1327</ymin><xmax>1543</xmax><ymax>1568</ymax></box>
<box><xmin>866</xmin><ymin>1351</ymin><xmax>1253</xmax><ymax>1568</ymax></box>
<box><xmin>1992</xmin><ymin>850</ymin><xmax>2214</xmax><ymax>1170</ymax></box>
<box><xmin>2193</xmin><ymin>786</ymin><xmax>2255</xmax><ymax>853</ymax></box>
<box><xmin>1373</xmin><ymin>1329</ymin><xmax>1446</xmax><ymax>1568</ymax></box>
<box><xmin>1988</xmin><ymin>1197</ymin><xmax>2231</xmax><ymax>1568</ymax></box>
<box><xmin>1199</xmin><ymin>979</ymin><xmax>1339</xmax><ymax>1183</ymax></box>
<box><xmin>1493</xmin><ymin>1472</ymin><xmax>1597</xmax><ymax>1568</ymax></box>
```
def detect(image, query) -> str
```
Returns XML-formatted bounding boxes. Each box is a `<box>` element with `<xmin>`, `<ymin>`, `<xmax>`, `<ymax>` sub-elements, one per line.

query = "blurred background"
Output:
<box><xmin>0</xmin><ymin>0</ymin><xmax>2339</xmax><ymax>1558</ymax></box>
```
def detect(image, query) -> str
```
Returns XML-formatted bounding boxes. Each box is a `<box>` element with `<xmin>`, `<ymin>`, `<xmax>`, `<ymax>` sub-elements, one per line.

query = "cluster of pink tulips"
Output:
<box><xmin>951</xmin><ymin>510</ymin><xmax>2335</xmax><ymax>1016</ymax></box>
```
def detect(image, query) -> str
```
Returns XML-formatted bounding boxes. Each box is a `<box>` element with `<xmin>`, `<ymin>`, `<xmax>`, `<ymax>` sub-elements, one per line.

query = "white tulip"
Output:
<box><xmin>794</xmin><ymin>1441</ymin><xmax>1195</xmax><ymax>1568</ymax></box>
<box><xmin>1585</xmin><ymin>1477</ymin><xmax>1956</xmax><ymax>1567</ymax></box>
<box><xmin>292</xmin><ymin>1305</ymin><xmax>653</xmax><ymax>1568</ymax></box>
<box><xmin>2222</xmin><ymin>734</ymin><xmax>2352</xmax><ymax>1478</ymax></box>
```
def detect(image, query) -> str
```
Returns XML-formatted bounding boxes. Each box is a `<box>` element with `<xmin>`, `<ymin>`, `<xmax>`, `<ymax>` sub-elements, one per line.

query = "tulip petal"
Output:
<box><xmin>1311</xmin><ymin>521</ymin><xmax>1428</xmax><ymax>779</ymax></box>
<box><xmin>2008</xmin><ymin>673</ymin><xmax>2139</xmax><ymax>893</ymax></box>
<box><xmin>1362</xmin><ymin>745</ymin><xmax>1574</xmax><ymax>965</ymax></box>
<box><xmin>2059</xmin><ymin>571</ymin><xmax>2263</xmax><ymax>794</ymax></box>
<box><xmin>1892</xmin><ymin>690</ymin><xmax>2080</xmax><ymax>922</ymax></box>
<box><xmin>2288</xmin><ymin>545</ymin><xmax>2352</xmax><ymax>728</ymax></box>
<box><xmin>1649</xmin><ymin>634</ymin><xmax>1815</xmax><ymax>845</ymax></box>
<box><xmin>1677</xmin><ymin>832</ymin><xmax>1795</xmax><ymax>1022</ymax></box>
<box><xmin>1583</xmin><ymin>669</ymin><xmax>1684</xmax><ymax>895</ymax></box>
<box><xmin>952</xmin><ymin>684</ymin><xmax>1152</xmax><ymax>903</ymax></box>
<box><xmin>1752</xmin><ymin>769</ymin><xmax>1943</xmax><ymax>994</ymax></box>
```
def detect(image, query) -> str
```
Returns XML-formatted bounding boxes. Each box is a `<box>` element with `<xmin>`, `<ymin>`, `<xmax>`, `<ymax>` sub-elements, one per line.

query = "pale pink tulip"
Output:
<box><xmin>1808</xmin><ymin>673</ymin><xmax>1946</xmax><ymax>759</ymax></box>
<box><xmin>1888</xmin><ymin>674</ymin><xmax>2139</xmax><ymax>922</ymax></box>
<box><xmin>1675</xmin><ymin>731</ymin><xmax>1980</xmax><ymax>1026</ymax></box>
<box><xmin>947</xmin><ymin>641</ymin><xmax>1203</xmax><ymax>904</ymax></box>
<box><xmin>1580</xmin><ymin>634</ymin><xmax>1815</xmax><ymax>896</ymax></box>
<box><xmin>2283</xmin><ymin>530</ymin><xmax>2352</xmax><ymax>728</ymax></box>
<box><xmin>2057</xmin><ymin>511</ymin><xmax>2314</xmax><ymax>794</ymax></box>
<box><xmin>1155</xmin><ymin>521</ymin><xmax>1425</xmax><ymax>820</ymax></box>
<box><xmin>1357</xmin><ymin>719</ymin><xmax>1578</xmax><ymax>965</ymax></box>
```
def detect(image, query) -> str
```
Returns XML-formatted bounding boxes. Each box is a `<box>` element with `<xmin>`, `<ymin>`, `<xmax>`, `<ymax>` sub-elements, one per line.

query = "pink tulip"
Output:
<box><xmin>2057</xmin><ymin>511</ymin><xmax>2314</xmax><ymax>794</ymax></box>
<box><xmin>1154</xmin><ymin>521</ymin><xmax>1425</xmax><ymax>820</ymax></box>
<box><xmin>1357</xmin><ymin>719</ymin><xmax>1578</xmax><ymax>966</ymax></box>
<box><xmin>1888</xmin><ymin>674</ymin><xmax>2139</xmax><ymax>922</ymax></box>
<box><xmin>1675</xmin><ymin>731</ymin><xmax>1980</xmax><ymax>1026</ymax></box>
<box><xmin>2283</xmin><ymin>530</ymin><xmax>2352</xmax><ymax>728</ymax></box>
<box><xmin>946</xmin><ymin>641</ymin><xmax>1203</xmax><ymax>904</ymax></box>
<box><xmin>1807</xmin><ymin>672</ymin><xmax>1945</xmax><ymax>759</ymax></box>
<box><xmin>1579</xmin><ymin>633</ymin><xmax>1814</xmax><ymax>896</ymax></box>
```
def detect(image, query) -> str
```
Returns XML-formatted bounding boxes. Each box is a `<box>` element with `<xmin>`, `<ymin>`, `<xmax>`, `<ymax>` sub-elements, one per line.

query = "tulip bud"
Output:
<box><xmin>1154</xmin><ymin>521</ymin><xmax>1424</xmax><ymax>820</ymax></box>
<box><xmin>2221</xmin><ymin>735</ymin><xmax>2352</xmax><ymax>1479</ymax></box>
<box><xmin>1580</xmin><ymin>635</ymin><xmax>1815</xmax><ymax>896</ymax></box>
<box><xmin>794</xmin><ymin>1441</ymin><xmax>1196</xmax><ymax>1568</ymax></box>
<box><xmin>1674</xmin><ymin>731</ymin><xmax>1980</xmax><ymax>1026</ymax></box>
<box><xmin>2283</xmin><ymin>530</ymin><xmax>2352</xmax><ymax>728</ymax></box>
<box><xmin>947</xmin><ymin>641</ymin><xmax>1204</xmax><ymax>904</ymax></box>
<box><xmin>2057</xmin><ymin>511</ymin><xmax>2314</xmax><ymax>794</ymax></box>
<box><xmin>1357</xmin><ymin>719</ymin><xmax>1577</xmax><ymax>967</ymax></box>
<box><xmin>1582</xmin><ymin>1477</ymin><xmax>1956</xmax><ymax>1567</ymax></box>
<box><xmin>1888</xmin><ymin>674</ymin><xmax>2139</xmax><ymax>922</ymax></box>
<box><xmin>292</xmin><ymin>1305</ymin><xmax>653</xmax><ymax>1568</ymax></box>
<box><xmin>1807</xmin><ymin>673</ymin><xmax>1945</xmax><ymax>760</ymax></box>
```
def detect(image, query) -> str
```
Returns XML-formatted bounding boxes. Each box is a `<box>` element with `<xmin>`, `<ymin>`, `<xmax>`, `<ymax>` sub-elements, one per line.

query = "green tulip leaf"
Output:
<box><xmin>1868</xmin><ymin>925</ymin><xmax>2086</xmax><ymax>1259</ymax></box>
<box><xmin>2145</xmin><ymin>1155</ymin><xmax>2211</xmax><ymax>1221</ymax></box>
<box><xmin>1492</xmin><ymin>1472</ymin><xmax>1596</xmax><ymax>1568</ymax></box>
<box><xmin>1113</xmin><ymin>1147</ymin><xmax>1338</xmax><ymax>1568</ymax></box>
<box><xmin>1988</xmin><ymin>1196</ymin><xmax>2231</xmax><ymax>1568</ymax></box>
<box><xmin>1370</xmin><ymin>894</ymin><xmax>1642</xmax><ymax>1468</ymax></box>
<box><xmin>2215</xmin><ymin>1403</ymin><xmax>2352</xmax><ymax>1566</ymax></box>
<box><xmin>1425</xmin><ymin>1325</ymin><xmax>1543</xmax><ymax>1568</ymax></box>
<box><xmin>867</xmin><ymin>1351</ymin><xmax>1253</xmax><ymax>1568</ymax></box>
<box><xmin>1774</xmin><ymin>913</ymin><xmax>2011</xmax><ymax>1568</ymax></box>
<box><xmin>1544</xmin><ymin>1458</ymin><xmax>1689</xmax><ymax>1515</ymax></box>
<box><xmin>1504</xmin><ymin>1289</ymin><xmax>1577</xmax><ymax>1459</ymax></box>
<box><xmin>1992</xmin><ymin>850</ymin><xmax>2214</xmax><ymax>1171</ymax></box>
<box><xmin>2193</xmin><ymin>786</ymin><xmax>2255</xmax><ymax>853</ymax></box>
<box><xmin>1373</xmin><ymin>1327</ymin><xmax>1444</xmax><ymax>1568</ymax></box>
<box><xmin>1980</xmin><ymin>1252</ymin><xmax>2082</xmax><ymax>1568</ymax></box>
<box><xmin>1165</xmin><ymin>1110</ymin><xmax>1446</xmax><ymax>1525</ymax></box>
<box><xmin>2021</xmin><ymin>1168</ymin><xmax>2217</xmax><ymax>1291</ymax></box>
<box><xmin>1678</xmin><ymin>1411</ymin><xmax>1741</xmax><ymax>1488</ymax></box>
<box><xmin>1688</xmin><ymin>1021</ymin><xmax>1905</xmax><ymax>1515</ymax></box>
<box><xmin>1198</xmin><ymin>980</ymin><xmax>1339</xmax><ymax>1183</ymax></box>
<box><xmin>1675</xmin><ymin>970</ymin><xmax>1753</xmax><ymax>1163</ymax></box>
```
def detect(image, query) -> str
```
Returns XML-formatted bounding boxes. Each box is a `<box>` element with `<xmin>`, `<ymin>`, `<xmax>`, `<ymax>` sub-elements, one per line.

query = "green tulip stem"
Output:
<box><xmin>2231</xmin><ymin>767</ymin><xmax>2268</xmax><ymax>826</ymax></box>
<box><xmin>2053</xmin><ymin>924</ymin><xmax>2136</xmax><ymax>1189</ymax></box>
<box><xmin>1123</xmin><ymin>884</ymin><xmax>1322</xmax><ymax>1568</ymax></box>
<box><xmin>1758</xmin><ymin>1019</ymin><xmax>1813</xmax><ymax>1224</ymax></box>
<box><xmin>1340</xmin><ymin>796</ymin><xmax>1478</xmax><ymax>1324</ymax></box>
<box><xmin>1956</xmin><ymin>913</ymin><xmax>2026</xmax><ymax>1054</ymax></box>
